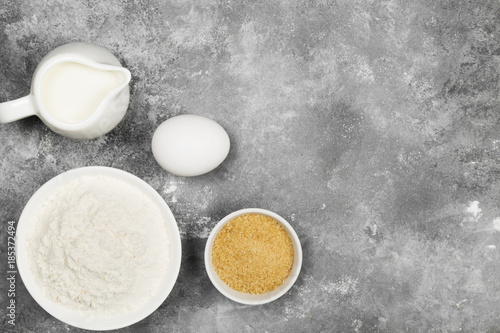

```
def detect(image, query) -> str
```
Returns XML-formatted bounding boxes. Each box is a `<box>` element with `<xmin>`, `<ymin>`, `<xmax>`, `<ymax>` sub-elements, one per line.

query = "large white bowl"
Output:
<box><xmin>16</xmin><ymin>166</ymin><xmax>182</xmax><ymax>331</ymax></box>
<box><xmin>204</xmin><ymin>208</ymin><xmax>302</xmax><ymax>305</ymax></box>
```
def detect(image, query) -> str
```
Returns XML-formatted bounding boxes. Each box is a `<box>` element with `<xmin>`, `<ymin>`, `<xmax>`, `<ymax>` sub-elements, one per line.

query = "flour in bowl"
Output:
<box><xmin>27</xmin><ymin>174</ymin><xmax>170</xmax><ymax>315</ymax></box>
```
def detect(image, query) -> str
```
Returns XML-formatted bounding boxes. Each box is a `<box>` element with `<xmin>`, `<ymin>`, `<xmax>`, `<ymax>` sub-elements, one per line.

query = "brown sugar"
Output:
<box><xmin>211</xmin><ymin>213</ymin><xmax>294</xmax><ymax>294</ymax></box>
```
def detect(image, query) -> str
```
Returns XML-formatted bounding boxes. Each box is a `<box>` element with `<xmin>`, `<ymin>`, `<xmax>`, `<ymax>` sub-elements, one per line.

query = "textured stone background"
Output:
<box><xmin>1</xmin><ymin>0</ymin><xmax>500</xmax><ymax>332</ymax></box>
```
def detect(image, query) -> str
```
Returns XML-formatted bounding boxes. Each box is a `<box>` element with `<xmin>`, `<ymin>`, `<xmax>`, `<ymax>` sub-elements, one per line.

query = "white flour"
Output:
<box><xmin>27</xmin><ymin>174</ymin><xmax>170</xmax><ymax>315</ymax></box>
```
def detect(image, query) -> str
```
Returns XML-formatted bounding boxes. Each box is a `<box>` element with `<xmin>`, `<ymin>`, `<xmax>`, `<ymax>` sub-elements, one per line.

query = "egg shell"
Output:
<box><xmin>152</xmin><ymin>114</ymin><xmax>230</xmax><ymax>177</ymax></box>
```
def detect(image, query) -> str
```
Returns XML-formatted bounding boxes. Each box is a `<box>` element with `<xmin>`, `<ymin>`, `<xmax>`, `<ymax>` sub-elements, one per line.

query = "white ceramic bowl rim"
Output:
<box><xmin>204</xmin><ymin>208</ymin><xmax>302</xmax><ymax>305</ymax></box>
<box><xmin>16</xmin><ymin>166</ymin><xmax>182</xmax><ymax>331</ymax></box>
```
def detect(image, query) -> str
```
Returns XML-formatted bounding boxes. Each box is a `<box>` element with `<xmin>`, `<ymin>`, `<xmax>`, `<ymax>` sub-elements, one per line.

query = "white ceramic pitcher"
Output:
<box><xmin>0</xmin><ymin>42</ymin><xmax>131</xmax><ymax>139</ymax></box>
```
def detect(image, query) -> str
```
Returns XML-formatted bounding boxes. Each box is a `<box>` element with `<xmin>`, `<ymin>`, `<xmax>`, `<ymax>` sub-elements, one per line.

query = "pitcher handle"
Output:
<box><xmin>0</xmin><ymin>95</ymin><xmax>37</xmax><ymax>123</ymax></box>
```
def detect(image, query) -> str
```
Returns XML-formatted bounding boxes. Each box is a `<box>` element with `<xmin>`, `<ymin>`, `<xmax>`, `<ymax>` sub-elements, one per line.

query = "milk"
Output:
<box><xmin>40</xmin><ymin>62</ymin><xmax>122</xmax><ymax>123</ymax></box>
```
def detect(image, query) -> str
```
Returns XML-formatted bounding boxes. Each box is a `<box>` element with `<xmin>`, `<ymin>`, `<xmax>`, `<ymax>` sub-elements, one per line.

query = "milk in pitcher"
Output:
<box><xmin>40</xmin><ymin>62</ymin><xmax>123</xmax><ymax>123</ymax></box>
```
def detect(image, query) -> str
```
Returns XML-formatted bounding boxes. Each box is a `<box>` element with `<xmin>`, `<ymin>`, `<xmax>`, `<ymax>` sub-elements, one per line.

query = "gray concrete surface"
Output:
<box><xmin>1</xmin><ymin>0</ymin><xmax>500</xmax><ymax>332</ymax></box>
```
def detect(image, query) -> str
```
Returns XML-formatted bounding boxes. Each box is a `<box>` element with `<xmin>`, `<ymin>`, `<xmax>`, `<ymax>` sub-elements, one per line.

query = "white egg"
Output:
<box><xmin>152</xmin><ymin>114</ymin><xmax>230</xmax><ymax>177</ymax></box>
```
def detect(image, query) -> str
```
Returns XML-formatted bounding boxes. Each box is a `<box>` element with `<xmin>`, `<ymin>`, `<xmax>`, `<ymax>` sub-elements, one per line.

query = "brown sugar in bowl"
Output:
<box><xmin>204</xmin><ymin>208</ymin><xmax>302</xmax><ymax>305</ymax></box>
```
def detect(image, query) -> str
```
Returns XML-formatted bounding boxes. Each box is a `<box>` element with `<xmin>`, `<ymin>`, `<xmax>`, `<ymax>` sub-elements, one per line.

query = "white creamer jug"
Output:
<box><xmin>0</xmin><ymin>42</ymin><xmax>131</xmax><ymax>139</ymax></box>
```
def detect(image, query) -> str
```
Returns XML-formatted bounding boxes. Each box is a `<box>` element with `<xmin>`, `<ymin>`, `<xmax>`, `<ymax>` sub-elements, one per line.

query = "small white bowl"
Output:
<box><xmin>204</xmin><ymin>208</ymin><xmax>302</xmax><ymax>305</ymax></box>
<box><xmin>16</xmin><ymin>166</ymin><xmax>182</xmax><ymax>331</ymax></box>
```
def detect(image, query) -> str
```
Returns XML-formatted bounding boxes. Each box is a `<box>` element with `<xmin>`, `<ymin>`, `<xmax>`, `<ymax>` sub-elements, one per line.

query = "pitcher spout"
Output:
<box><xmin>108</xmin><ymin>66</ymin><xmax>132</xmax><ymax>93</ymax></box>
<box><xmin>100</xmin><ymin>65</ymin><xmax>131</xmax><ymax>108</ymax></box>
